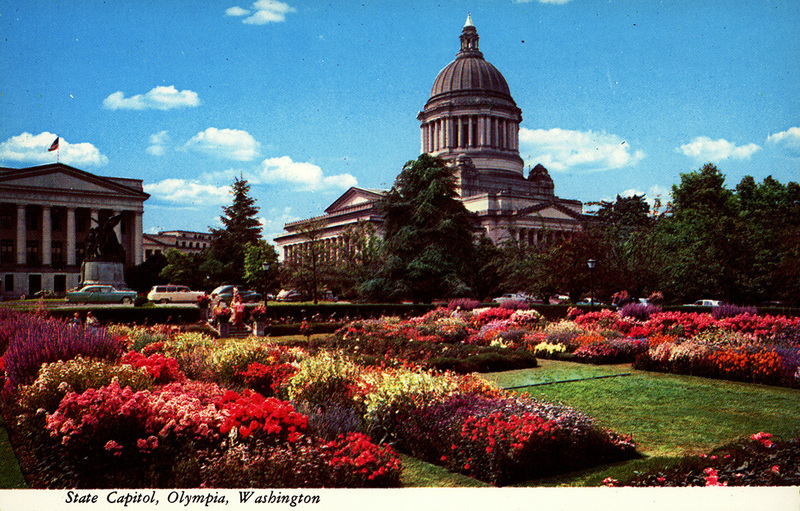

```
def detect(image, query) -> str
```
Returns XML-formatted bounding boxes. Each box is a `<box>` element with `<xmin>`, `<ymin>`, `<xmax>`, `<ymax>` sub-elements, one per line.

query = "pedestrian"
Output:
<box><xmin>85</xmin><ymin>311</ymin><xmax>100</xmax><ymax>329</ymax></box>
<box><xmin>69</xmin><ymin>312</ymin><xmax>81</xmax><ymax>327</ymax></box>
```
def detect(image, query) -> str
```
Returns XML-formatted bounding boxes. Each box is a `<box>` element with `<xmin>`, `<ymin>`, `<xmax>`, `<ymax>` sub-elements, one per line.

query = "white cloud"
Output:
<box><xmin>255</xmin><ymin>156</ymin><xmax>357</xmax><ymax>191</ymax></box>
<box><xmin>225</xmin><ymin>6</ymin><xmax>250</xmax><ymax>16</ymax></box>
<box><xmin>766</xmin><ymin>127</ymin><xmax>800</xmax><ymax>157</ymax></box>
<box><xmin>677</xmin><ymin>136</ymin><xmax>761</xmax><ymax>161</ymax></box>
<box><xmin>619</xmin><ymin>185</ymin><xmax>671</xmax><ymax>211</ymax></box>
<box><xmin>0</xmin><ymin>131</ymin><xmax>108</xmax><ymax>166</ymax></box>
<box><xmin>183</xmin><ymin>128</ymin><xmax>260</xmax><ymax>161</ymax></box>
<box><xmin>144</xmin><ymin>178</ymin><xmax>231</xmax><ymax>206</ymax></box>
<box><xmin>227</xmin><ymin>0</ymin><xmax>296</xmax><ymax>25</ymax></box>
<box><xmin>146</xmin><ymin>130</ymin><xmax>170</xmax><ymax>156</ymax></box>
<box><xmin>519</xmin><ymin>127</ymin><xmax>645</xmax><ymax>173</ymax></box>
<box><xmin>102</xmin><ymin>86</ymin><xmax>201</xmax><ymax>111</ymax></box>
<box><xmin>261</xmin><ymin>206</ymin><xmax>301</xmax><ymax>246</ymax></box>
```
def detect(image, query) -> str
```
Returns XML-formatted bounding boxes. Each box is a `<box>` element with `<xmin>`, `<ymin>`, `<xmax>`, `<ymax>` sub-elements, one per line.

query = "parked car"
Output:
<box><xmin>492</xmin><ymin>293</ymin><xmax>534</xmax><ymax>304</ymax></box>
<box><xmin>276</xmin><ymin>289</ymin><xmax>304</xmax><ymax>302</ymax></box>
<box><xmin>66</xmin><ymin>285</ymin><xmax>136</xmax><ymax>304</ymax></box>
<box><xmin>276</xmin><ymin>289</ymin><xmax>336</xmax><ymax>302</ymax></box>
<box><xmin>684</xmin><ymin>299</ymin><xmax>722</xmax><ymax>307</ymax></box>
<box><xmin>210</xmin><ymin>285</ymin><xmax>262</xmax><ymax>306</ymax></box>
<box><xmin>147</xmin><ymin>285</ymin><xmax>205</xmax><ymax>304</ymax></box>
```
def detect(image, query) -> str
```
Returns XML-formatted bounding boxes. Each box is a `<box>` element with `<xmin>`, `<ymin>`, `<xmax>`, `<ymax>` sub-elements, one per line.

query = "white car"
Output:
<box><xmin>684</xmin><ymin>299</ymin><xmax>722</xmax><ymax>307</ymax></box>
<box><xmin>147</xmin><ymin>285</ymin><xmax>205</xmax><ymax>304</ymax></box>
<box><xmin>493</xmin><ymin>293</ymin><xmax>534</xmax><ymax>304</ymax></box>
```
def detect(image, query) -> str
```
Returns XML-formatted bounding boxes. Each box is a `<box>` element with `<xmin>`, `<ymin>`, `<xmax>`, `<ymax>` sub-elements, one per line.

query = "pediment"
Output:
<box><xmin>0</xmin><ymin>164</ymin><xmax>148</xmax><ymax>199</ymax></box>
<box><xmin>325</xmin><ymin>187</ymin><xmax>385</xmax><ymax>214</ymax></box>
<box><xmin>515</xmin><ymin>201</ymin><xmax>584</xmax><ymax>221</ymax></box>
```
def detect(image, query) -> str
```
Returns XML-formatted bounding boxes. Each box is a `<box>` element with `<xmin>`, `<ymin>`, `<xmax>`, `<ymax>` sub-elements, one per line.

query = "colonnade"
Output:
<box><xmin>0</xmin><ymin>203</ymin><xmax>143</xmax><ymax>268</ymax></box>
<box><xmin>515</xmin><ymin>227</ymin><xmax>573</xmax><ymax>246</ymax></box>
<box><xmin>283</xmin><ymin>236</ymin><xmax>355</xmax><ymax>266</ymax></box>
<box><xmin>421</xmin><ymin>114</ymin><xmax>518</xmax><ymax>154</ymax></box>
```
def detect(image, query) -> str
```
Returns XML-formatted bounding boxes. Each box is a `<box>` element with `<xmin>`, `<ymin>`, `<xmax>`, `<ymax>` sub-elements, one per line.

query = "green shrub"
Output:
<box><xmin>17</xmin><ymin>356</ymin><xmax>154</xmax><ymax>415</ymax></box>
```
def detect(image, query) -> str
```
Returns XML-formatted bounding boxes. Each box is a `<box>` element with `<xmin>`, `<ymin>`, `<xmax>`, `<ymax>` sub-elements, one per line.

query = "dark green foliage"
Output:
<box><xmin>427</xmin><ymin>350</ymin><xmax>538</xmax><ymax>373</ymax></box>
<box><xmin>207</xmin><ymin>175</ymin><xmax>262</xmax><ymax>285</ymax></box>
<box><xmin>124</xmin><ymin>252</ymin><xmax>167</xmax><ymax>293</ymax></box>
<box><xmin>367</xmin><ymin>154</ymin><xmax>477</xmax><ymax>302</ymax></box>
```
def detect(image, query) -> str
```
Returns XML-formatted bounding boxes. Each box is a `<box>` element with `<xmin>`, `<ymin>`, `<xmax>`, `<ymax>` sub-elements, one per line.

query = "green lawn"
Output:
<box><xmin>487</xmin><ymin>359</ymin><xmax>800</xmax><ymax>458</ymax></box>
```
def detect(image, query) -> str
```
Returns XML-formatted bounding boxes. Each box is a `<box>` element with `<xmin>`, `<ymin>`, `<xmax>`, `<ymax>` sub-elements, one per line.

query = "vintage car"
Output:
<box><xmin>210</xmin><ymin>285</ymin><xmax>262</xmax><ymax>306</ymax></box>
<box><xmin>66</xmin><ymin>285</ymin><xmax>137</xmax><ymax>304</ymax></box>
<box><xmin>147</xmin><ymin>285</ymin><xmax>205</xmax><ymax>304</ymax></box>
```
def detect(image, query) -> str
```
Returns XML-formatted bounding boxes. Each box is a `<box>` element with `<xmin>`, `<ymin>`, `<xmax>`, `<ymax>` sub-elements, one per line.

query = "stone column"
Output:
<box><xmin>112</xmin><ymin>210</ymin><xmax>122</xmax><ymax>243</ymax></box>
<box><xmin>468</xmin><ymin>116</ymin><xmax>474</xmax><ymax>147</ymax></box>
<box><xmin>42</xmin><ymin>205</ymin><xmax>52</xmax><ymax>266</ymax></box>
<box><xmin>16</xmin><ymin>204</ymin><xmax>26</xmax><ymax>265</ymax></box>
<box><xmin>66</xmin><ymin>207</ymin><xmax>76</xmax><ymax>266</ymax></box>
<box><xmin>133</xmin><ymin>212</ymin><xmax>144</xmax><ymax>265</ymax></box>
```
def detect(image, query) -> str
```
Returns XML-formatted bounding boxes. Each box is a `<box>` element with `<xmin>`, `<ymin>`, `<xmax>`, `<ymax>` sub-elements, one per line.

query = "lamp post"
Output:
<box><xmin>262</xmin><ymin>261</ymin><xmax>270</xmax><ymax>304</ymax></box>
<box><xmin>587</xmin><ymin>259</ymin><xmax>597</xmax><ymax>311</ymax></box>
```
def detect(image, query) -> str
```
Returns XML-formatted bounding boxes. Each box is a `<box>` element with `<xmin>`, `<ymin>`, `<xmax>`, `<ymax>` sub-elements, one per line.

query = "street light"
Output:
<box><xmin>587</xmin><ymin>259</ymin><xmax>597</xmax><ymax>311</ymax></box>
<box><xmin>262</xmin><ymin>261</ymin><xmax>270</xmax><ymax>304</ymax></box>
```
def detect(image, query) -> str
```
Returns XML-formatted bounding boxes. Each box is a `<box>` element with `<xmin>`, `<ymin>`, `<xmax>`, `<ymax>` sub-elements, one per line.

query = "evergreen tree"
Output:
<box><xmin>208</xmin><ymin>176</ymin><xmax>262</xmax><ymax>283</ymax></box>
<box><xmin>365</xmin><ymin>154</ymin><xmax>476</xmax><ymax>302</ymax></box>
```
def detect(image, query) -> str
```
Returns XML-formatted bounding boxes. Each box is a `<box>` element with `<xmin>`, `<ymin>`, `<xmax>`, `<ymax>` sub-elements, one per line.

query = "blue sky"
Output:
<box><xmin>1</xmin><ymin>0</ymin><xmax>798</xmax><ymax>243</ymax></box>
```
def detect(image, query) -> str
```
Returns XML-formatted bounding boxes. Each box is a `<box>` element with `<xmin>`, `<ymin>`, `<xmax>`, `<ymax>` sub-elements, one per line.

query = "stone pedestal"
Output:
<box><xmin>81</xmin><ymin>260</ymin><xmax>128</xmax><ymax>289</ymax></box>
<box><xmin>217</xmin><ymin>321</ymin><xmax>230</xmax><ymax>338</ymax></box>
<box><xmin>253</xmin><ymin>321</ymin><xmax>266</xmax><ymax>336</ymax></box>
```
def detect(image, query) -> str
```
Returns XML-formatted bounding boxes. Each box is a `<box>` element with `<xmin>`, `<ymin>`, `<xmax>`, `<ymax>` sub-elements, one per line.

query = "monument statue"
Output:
<box><xmin>85</xmin><ymin>213</ymin><xmax>126</xmax><ymax>262</ymax></box>
<box><xmin>79</xmin><ymin>213</ymin><xmax>129</xmax><ymax>289</ymax></box>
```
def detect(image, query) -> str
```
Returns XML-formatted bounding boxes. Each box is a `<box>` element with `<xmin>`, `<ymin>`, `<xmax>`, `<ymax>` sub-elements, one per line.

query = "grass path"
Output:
<box><xmin>487</xmin><ymin>359</ymin><xmax>800</xmax><ymax>458</ymax></box>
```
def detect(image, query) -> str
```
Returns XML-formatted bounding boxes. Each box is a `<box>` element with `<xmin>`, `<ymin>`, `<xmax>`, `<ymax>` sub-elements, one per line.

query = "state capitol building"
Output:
<box><xmin>0</xmin><ymin>15</ymin><xmax>586</xmax><ymax>298</ymax></box>
<box><xmin>276</xmin><ymin>15</ymin><xmax>585</xmax><ymax>263</ymax></box>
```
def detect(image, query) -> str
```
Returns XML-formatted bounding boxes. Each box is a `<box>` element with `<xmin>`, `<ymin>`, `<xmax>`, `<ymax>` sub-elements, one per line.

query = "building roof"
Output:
<box><xmin>429</xmin><ymin>17</ymin><xmax>512</xmax><ymax>99</ymax></box>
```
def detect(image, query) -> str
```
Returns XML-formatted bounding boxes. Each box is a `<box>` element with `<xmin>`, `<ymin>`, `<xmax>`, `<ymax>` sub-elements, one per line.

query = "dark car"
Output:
<box><xmin>66</xmin><ymin>285</ymin><xmax>136</xmax><ymax>304</ymax></box>
<box><xmin>210</xmin><ymin>285</ymin><xmax>262</xmax><ymax>306</ymax></box>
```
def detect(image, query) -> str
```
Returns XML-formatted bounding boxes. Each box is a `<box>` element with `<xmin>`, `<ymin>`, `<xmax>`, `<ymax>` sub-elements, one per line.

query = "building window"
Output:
<box><xmin>26</xmin><ymin>209</ymin><xmax>39</xmax><ymax>231</ymax></box>
<box><xmin>27</xmin><ymin>240</ymin><xmax>40</xmax><ymax>266</ymax></box>
<box><xmin>0</xmin><ymin>211</ymin><xmax>12</xmax><ymax>231</ymax></box>
<box><xmin>1</xmin><ymin>239</ymin><xmax>12</xmax><ymax>263</ymax></box>
<box><xmin>76</xmin><ymin>215</ymin><xmax>88</xmax><ymax>233</ymax></box>
<box><xmin>53</xmin><ymin>274</ymin><xmax>67</xmax><ymax>293</ymax></box>
<box><xmin>51</xmin><ymin>209</ymin><xmax>64</xmax><ymax>232</ymax></box>
<box><xmin>4</xmin><ymin>274</ymin><xmax>13</xmax><ymax>292</ymax></box>
<box><xmin>52</xmin><ymin>241</ymin><xmax>64</xmax><ymax>268</ymax></box>
<box><xmin>76</xmin><ymin>242</ymin><xmax>85</xmax><ymax>265</ymax></box>
<box><xmin>145</xmin><ymin>249</ymin><xmax>153</xmax><ymax>259</ymax></box>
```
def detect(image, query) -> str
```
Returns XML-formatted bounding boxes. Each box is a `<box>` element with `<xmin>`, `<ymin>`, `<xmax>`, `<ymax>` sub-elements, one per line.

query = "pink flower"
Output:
<box><xmin>771</xmin><ymin>465</ymin><xmax>780</xmax><ymax>474</ymax></box>
<box><xmin>602</xmin><ymin>477</ymin><xmax>618</xmax><ymax>487</ymax></box>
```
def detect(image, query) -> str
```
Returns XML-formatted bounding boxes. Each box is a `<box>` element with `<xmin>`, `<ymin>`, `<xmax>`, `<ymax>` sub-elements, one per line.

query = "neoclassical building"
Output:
<box><xmin>0</xmin><ymin>163</ymin><xmax>148</xmax><ymax>298</ymax></box>
<box><xmin>143</xmin><ymin>230</ymin><xmax>215</xmax><ymax>260</ymax></box>
<box><xmin>276</xmin><ymin>15</ymin><xmax>584</xmax><ymax>259</ymax></box>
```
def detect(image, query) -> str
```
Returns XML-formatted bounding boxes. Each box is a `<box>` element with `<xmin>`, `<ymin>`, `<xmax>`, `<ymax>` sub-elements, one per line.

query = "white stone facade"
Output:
<box><xmin>0</xmin><ymin>163</ymin><xmax>148</xmax><ymax>298</ymax></box>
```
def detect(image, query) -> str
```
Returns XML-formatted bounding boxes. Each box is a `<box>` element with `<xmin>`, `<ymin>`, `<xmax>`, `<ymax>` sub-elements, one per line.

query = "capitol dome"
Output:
<box><xmin>430</xmin><ymin>46</ymin><xmax>511</xmax><ymax>99</ymax></box>
<box><xmin>418</xmin><ymin>14</ymin><xmax>524</xmax><ymax>182</ymax></box>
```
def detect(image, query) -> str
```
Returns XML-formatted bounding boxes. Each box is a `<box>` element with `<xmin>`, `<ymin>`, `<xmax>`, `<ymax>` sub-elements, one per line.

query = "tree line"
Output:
<box><xmin>127</xmin><ymin>157</ymin><xmax>800</xmax><ymax>306</ymax></box>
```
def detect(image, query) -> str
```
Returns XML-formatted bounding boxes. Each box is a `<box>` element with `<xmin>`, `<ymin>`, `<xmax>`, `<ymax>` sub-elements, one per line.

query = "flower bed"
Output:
<box><xmin>0</xmin><ymin>310</ymin><xmax>401</xmax><ymax>488</ymax></box>
<box><xmin>609</xmin><ymin>432</ymin><xmax>799</xmax><ymax>487</ymax></box>
<box><xmin>0</xmin><ymin>308</ymin><xmax>639</xmax><ymax>487</ymax></box>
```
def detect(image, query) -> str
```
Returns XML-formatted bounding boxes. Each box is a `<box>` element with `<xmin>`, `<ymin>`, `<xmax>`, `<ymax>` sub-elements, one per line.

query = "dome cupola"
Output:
<box><xmin>418</xmin><ymin>14</ymin><xmax>524</xmax><ymax>184</ymax></box>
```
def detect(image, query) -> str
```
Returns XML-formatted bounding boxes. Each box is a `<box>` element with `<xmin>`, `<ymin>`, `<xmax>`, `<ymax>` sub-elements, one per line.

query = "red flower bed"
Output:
<box><xmin>218</xmin><ymin>389</ymin><xmax>307</xmax><ymax>443</ymax></box>
<box><xmin>121</xmin><ymin>351</ymin><xmax>185</xmax><ymax>384</ymax></box>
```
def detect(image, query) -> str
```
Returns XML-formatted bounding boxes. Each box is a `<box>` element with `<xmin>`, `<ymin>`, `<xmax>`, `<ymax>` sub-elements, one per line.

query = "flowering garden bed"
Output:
<box><xmin>2</xmin><ymin>300</ymin><xmax>798</xmax><ymax>488</ymax></box>
<box><xmin>0</xmin><ymin>308</ymin><xmax>636</xmax><ymax>488</ymax></box>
